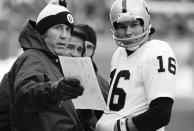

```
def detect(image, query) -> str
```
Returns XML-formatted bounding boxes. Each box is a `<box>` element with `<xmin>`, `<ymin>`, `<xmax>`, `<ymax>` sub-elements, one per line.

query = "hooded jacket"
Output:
<box><xmin>9</xmin><ymin>20</ymin><xmax>96</xmax><ymax>131</ymax></box>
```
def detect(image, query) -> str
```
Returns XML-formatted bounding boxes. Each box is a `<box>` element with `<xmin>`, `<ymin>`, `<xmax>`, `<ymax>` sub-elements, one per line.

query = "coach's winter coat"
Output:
<box><xmin>10</xmin><ymin>20</ymin><xmax>96</xmax><ymax>131</ymax></box>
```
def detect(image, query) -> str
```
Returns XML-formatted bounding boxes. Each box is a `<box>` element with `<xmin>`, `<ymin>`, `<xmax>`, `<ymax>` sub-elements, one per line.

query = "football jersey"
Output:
<box><xmin>95</xmin><ymin>40</ymin><xmax>177</xmax><ymax>131</ymax></box>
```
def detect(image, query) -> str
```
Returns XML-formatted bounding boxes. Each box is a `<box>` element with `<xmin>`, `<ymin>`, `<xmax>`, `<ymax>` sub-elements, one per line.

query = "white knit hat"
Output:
<box><xmin>36</xmin><ymin>2</ymin><xmax>74</xmax><ymax>35</ymax></box>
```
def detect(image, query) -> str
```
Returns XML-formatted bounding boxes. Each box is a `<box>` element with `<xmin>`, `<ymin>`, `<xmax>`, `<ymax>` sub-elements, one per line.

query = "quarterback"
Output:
<box><xmin>95</xmin><ymin>0</ymin><xmax>177</xmax><ymax>131</ymax></box>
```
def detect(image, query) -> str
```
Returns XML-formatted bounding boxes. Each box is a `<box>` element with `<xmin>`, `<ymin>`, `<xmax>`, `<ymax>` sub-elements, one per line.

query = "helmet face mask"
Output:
<box><xmin>110</xmin><ymin>0</ymin><xmax>151</xmax><ymax>50</ymax></box>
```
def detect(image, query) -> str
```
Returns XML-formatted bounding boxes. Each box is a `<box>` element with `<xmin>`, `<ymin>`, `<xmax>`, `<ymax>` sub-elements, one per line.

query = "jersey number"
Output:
<box><xmin>109</xmin><ymin>69</ymin><xmax>130</xmax><ymax>111</ymax></box>
<box><xmin>157</xmin><ymin>56</ymin><xmax>176</xmax><ymax>75</ymax></box>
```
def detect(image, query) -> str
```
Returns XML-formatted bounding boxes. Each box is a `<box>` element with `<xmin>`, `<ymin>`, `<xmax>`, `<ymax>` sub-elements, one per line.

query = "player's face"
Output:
<box><xmin>115</xmin><ymin>20</ymin><xmax>143</xmax><ymax>45</ymax></box>
<box><xmin>64</xmin><ymin>35</ymin><xmax>84</xmax><ymax>57</ymax></box>
<box><xmin>43</xmin><ymin>24</ymin><xmax>72</xmax><ymax>56</ymax></box>
<box><xmin>84</xmin><ymin>41</ymin><xmax>95</xmax><ymax>57</ymax></box>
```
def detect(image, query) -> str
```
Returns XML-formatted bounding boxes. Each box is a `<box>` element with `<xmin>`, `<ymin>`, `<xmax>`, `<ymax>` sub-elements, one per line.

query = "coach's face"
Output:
<box><xmin>43</xmin><ymin>24</ymin><xmax>72</xmax><ymax>56</ymax></box>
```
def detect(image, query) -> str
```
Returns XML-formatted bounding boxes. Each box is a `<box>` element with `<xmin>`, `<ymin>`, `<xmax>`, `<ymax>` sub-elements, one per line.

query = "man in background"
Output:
<box><xmin>76</xmin><ymin>24</ymin><xmax>109</xmax><ymax>120</ymax></box>
<box><xmin>64</xmin><ymin>24</ymin><xmax>98</xmax><ymax>131</ymax></box>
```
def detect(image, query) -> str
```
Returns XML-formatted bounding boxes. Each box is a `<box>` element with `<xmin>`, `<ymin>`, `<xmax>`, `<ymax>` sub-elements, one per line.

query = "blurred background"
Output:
<box><xmin>0</xmin><ymin>0</ymin><xmax>193</xmax><ymax>130</ymax></box>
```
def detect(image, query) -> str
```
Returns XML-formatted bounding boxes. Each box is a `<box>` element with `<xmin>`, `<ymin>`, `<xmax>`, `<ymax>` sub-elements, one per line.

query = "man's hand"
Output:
<box><xmin>52</xmin><ymin>77</ymin><xmax>84</xmax><ymax>101</ymax></box>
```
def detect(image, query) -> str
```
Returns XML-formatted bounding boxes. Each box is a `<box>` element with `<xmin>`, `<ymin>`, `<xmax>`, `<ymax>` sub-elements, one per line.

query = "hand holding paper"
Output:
<box><xmin>51</xmin><ymin>77</ymin><xmax>84</xmax><ymax>101</ymax></box>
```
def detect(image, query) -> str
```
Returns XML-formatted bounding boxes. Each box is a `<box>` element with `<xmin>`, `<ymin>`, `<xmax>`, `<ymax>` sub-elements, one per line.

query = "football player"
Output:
<box><xmin>95</xmin><ymin>0</ymin><xmax>177</xmax><ymax>131</ymax></box>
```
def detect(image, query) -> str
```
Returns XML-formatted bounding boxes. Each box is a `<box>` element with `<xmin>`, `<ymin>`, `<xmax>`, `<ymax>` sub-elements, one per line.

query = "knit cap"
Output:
<box><xmin>75</xmin><ymin>24</ymin><xmax>97</xmax><ymax>46</ymax></box>
<box><xmin>72</xmin><ymin>25</ymin><xmax>87</xmax><ymax>41</ymax></box>
<box><xmin>36</xmin><ymin>2</ymin><xmax>74</xmax><ymax>35</ymax></box>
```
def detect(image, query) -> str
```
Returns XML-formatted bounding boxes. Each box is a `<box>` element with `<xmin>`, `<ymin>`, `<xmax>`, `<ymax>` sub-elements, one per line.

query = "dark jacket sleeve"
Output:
<box><xmin>14</xmin><ymin>55</ymin><xmax>59</xmax><ymax>112</ymax></box>
<box><xmin>77</xmin><ymin>109</ymin><xmax>97</xmax><ymax>131</ymax></box>
<box><xmin>0</xmin><ymin>73</ymin><xmax>11</xmax><ymax>131</ymax></box>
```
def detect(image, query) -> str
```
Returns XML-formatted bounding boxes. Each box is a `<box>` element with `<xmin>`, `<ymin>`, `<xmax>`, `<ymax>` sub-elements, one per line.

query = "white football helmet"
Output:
<box><xmin>110</xmin><ymin>0</ymin><xmax>151</xmax><ymax>50</ymax></box>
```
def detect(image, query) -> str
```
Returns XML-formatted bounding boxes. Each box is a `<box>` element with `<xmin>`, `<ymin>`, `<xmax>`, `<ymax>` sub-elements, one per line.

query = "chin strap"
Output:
<box><xmin>112</xmin><ymin>24</ymin><xmax>151</xmax><ymax>49</ymax></box>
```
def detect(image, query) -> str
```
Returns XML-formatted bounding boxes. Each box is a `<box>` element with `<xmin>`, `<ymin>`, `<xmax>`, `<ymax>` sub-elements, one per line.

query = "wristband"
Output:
<box><xmin>125</xmin><ymin>118</ymin><xmax>130</xmax><ymax>131</ymax></box>
<box><xmin>117</xmin><ymin>119</ymin><xmax>121</xmax><ymax>131</ymax></box>
<box><xmin>119</xmin><ymin>118</ymin><xmax>128</xmax><ymax>131</ymax></box>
